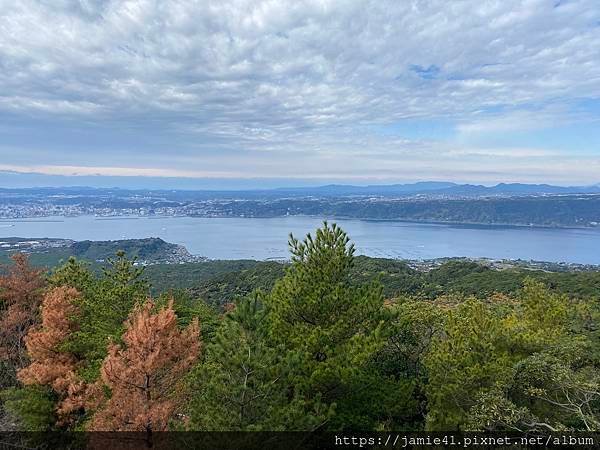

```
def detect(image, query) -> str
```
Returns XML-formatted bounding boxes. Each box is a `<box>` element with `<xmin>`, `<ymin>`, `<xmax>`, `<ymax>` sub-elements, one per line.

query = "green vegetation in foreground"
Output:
<box><xmin>1</xmin><ymin>222</ymin><xmax>599</xmax><ymax>436</ymax></box>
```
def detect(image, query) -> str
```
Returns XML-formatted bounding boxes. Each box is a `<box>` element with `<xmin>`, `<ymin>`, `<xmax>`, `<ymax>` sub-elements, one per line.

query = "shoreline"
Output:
<box><xmin>1</xmin><ymin>235</ymin><xmax>599</xmax><ymax>270</ymax></box>
<box><xmin>0</xmin><ymin>213</ymin><xmax>599</xmax><ymax>231</ymax></box>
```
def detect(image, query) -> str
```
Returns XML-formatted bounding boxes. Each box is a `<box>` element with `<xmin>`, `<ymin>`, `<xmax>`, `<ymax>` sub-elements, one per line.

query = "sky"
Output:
<box><xmin>1</xmin><ymin>0</ymin><xmax>600</xmax><ymax>188</ymax></box>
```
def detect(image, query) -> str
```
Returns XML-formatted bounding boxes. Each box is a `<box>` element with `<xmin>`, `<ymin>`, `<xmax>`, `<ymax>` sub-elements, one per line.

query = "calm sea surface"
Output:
<box><xmin>1</xmin><ymin>215</ymin><xmax>599</xmax><ymax>264</ymax></box>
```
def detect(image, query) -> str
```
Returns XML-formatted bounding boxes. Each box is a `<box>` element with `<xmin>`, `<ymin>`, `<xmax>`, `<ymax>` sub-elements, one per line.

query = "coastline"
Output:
<box><xmin>1</xmin><ymin>213</ymin><xmax>591</xmax><ymax>231</ymax></box>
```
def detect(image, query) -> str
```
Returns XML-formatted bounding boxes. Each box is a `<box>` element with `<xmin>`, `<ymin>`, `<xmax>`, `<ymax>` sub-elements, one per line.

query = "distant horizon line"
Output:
<box><xmin>1</xmin><ymin>180</ymin><xmax>600</xmax><ymax>192</ymax></box>
<box><xmin>2</xmin><ymin>169</ymin><xmax>600</xmax><ymax>186</ymax></box>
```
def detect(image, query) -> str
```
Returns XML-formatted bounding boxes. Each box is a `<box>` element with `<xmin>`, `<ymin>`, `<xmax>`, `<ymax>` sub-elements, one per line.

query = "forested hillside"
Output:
<box><xmin>211</xmin><ymin>194</ymin><xmax>600</xmax><ymax>227</ymax></box>
<box><xmin>145</xmin><ymin>256</ymin><xmax>600</xmax><ymax>307</ymax></box>
<box><xmin>1</xmin><ymin>223</ymin><xmax>599</xmax><ymax>445</ymax></box>
<box><xmin>0</xmin><ymin>237</ymin><xmax>196</xmax><ymax>267</ymax></box>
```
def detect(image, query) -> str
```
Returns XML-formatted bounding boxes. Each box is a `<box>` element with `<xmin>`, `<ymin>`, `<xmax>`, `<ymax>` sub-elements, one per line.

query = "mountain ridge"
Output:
<box><xmin>1</xmin><ymin>181</ymin><xmax>599</xmax><ymax>198</ymax></box>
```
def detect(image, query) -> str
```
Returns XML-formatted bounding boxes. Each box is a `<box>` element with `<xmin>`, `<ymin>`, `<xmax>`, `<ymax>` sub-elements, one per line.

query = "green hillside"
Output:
<box><xmin>145</xmin><ymin>256</ymin><xmax>600</xmax><ymax>307</ymax></box>
<box><xmin>0</xmin><ymin>237</ymin><xmax>194</xmax><ymax>268</ymax></box>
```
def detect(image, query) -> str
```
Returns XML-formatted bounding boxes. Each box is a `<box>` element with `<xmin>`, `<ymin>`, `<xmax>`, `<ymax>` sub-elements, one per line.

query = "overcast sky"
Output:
<box><xmin>1</xmin><ymin>0</ymin><xmax>599</xmax><ymax>187</ymax></box>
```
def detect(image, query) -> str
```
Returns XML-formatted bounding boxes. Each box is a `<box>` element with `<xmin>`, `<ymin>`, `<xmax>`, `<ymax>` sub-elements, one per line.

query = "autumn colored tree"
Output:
<box><xmin>89</xmin><ymin>299</ymin><xmax>200</xmax><ymax>436</ymax></box>
<box><xmin>18</xmin><ymin>287</ymin><xmax>81</xmax><ymax>391</ymax></box>
<box><xmin>16</xmin><ymin>286</ymin><xmax>99</xmax><ymax>425</ymax></box>
<box><xmin>0</xmin><ymin>253</ymin><xmax>46</xmax><ymax>377</ymax></box>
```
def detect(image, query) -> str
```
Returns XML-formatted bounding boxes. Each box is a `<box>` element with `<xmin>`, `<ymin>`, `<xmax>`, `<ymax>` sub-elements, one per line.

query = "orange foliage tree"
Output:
<box><xmin>0</xmin><ymin>253</ymin><xmax>46</xmax><ymax>370</ymax></box>
<box><xmin>89</xmin><ymin>299</ymin><xmax>200</xmax><ymax>433</ymax></box>
<box><xmin>18</xmin><ymin>286</ymin><xmax>98</xmax><ymax>423</ymax></box>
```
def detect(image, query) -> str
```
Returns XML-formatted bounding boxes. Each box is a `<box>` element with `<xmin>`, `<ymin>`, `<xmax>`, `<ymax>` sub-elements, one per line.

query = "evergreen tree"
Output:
<box><xmin>265</xmin><ymin>222</ymin><xmax>389</xmax><ymax>429</ymax></box>
<box><xmin>375</xmin><ymin>299</ymin><xmax>446</xmax><ymax>428</ymax></box>
<box><xmin>188</xmin><ymin>292</ymin><xmax>327</xmax><ymax>430</ymax></box>
<box><xmin>429</xmin><ymin>280</ymin><xmax>598</xmax><ymax>432</ymax></box>
<box><xmin>513</xmin><ymin>277</ymin><xmax>569</xmax><ymax>351</ymax></box>
<box><xmin>514</xmin><ymin>346</ymin><xmax>599</xmax><ymax>431</ymax></box>
<box><xmin>156</xmin><ymin>288</ymin><xmax>220</xmax><ymax>344</ymax></box>
<box><xmin>425</xmin><ymin>299</ymin><xmax>515</xmax><ymax>430</ymax></box>
<box><xmin>47</xmin><ymin>257</ymin><xmax>93</xmax><ymax>293</ymax></box>
<box><xmin>2</xmin><ymin>384</ymin><xmax>56</xmax><ymax>432</ymax></box>
<box><xmin>62</xmin><ymin>251</ymin><xmax>150</xmax><ymax>381</ymax></box>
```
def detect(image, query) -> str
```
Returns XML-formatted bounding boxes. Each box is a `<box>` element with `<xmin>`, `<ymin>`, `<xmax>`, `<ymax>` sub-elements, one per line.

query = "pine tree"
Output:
<box><xmin>47</xmin><ymin>256</ymin><xmax>94</xmax><ymax>293</ymax></box>
<box><xmin>17</xmin><ymin>286</ymin><xmax>99</xmax><ymax>425</ymax></box>
<box><xmin>188</xmin><ymin>292</ymin><xmax>326</xmax><ymax>430</ymax></box>
<box><xmin>5</xmin><ymin>255</ymin><xmax>152</xmax><ymax>431</ymax></box>
<box><xmin>265</xmin><ymin>222</ymin><xmax>388</xmax><ymax>429</ymax></box>
<box><xmin>61</xmin><ymin>252</ymin><xmax>150</xmax><ymax>381</ymax></box>
<box><xmin>0</xmin><ymin>253</ymin><xmax>46</xmax><ymax>377</ymax></box>
<box><xmin>89</xmin><ymin>299</ymin><xmax>200</xmax><ymax>435</ymax></box>
<box><xmin>374</xmin><ymin>299</ymin><xmax>446</xmax><ymax>428</ymax></box>
<box><xmin>426</xmin><ymin>280</ymin><xmax>594</xmax><ymax>432</ymax></box>
<box><xmin>424</xmin><ymin>299</ymin><xmax>515</xmax><ymax>430</ymax></box>
<box><xmin>515</xmin><ymin>277</ymin><xmax>569</xmax><ymax>350</ymax></box>
<box><xmin>2</xmin><ymin>385</ymin><xmax>56</xmax><ymax>432</ymax></box>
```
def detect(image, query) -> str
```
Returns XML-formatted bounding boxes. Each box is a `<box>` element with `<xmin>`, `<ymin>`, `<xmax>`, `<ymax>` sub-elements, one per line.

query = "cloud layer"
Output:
<box><xmin>1</xmin><ymin>0</ymin><xmax>600</xmax><ymax>185</ymax></box>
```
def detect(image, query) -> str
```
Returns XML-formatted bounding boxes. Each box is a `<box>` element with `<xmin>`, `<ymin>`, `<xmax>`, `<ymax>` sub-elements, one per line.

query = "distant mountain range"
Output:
<box><xmin>1</xmin><ymin>181</ymin><xmax>600</xmax><ymax>199</ymax></box>
<box><xmin>0</xmin><ymin>170</ymin><xmax>599</xmax><ymax>198</ymax></box>
<box><xmin>270</xmin><ymin>182</ymin><xmax>600</xmax><ymax>197</ymax></box>
<box><xmin>1</xmin><ymin>183</ymin><xmax>599</xmax><ymax>227</ymax></box>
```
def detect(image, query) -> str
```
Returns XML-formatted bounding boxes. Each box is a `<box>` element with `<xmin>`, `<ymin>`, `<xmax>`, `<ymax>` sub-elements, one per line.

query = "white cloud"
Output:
<box><xmin>456</xmin><ymin>108</ymin><xmax>566</xmax><ymax>135</ymax></box>
<box><xmin>0</xmin><ymin>163</ymin><xmax>244</xmax><ymax>178</ymax></box>
<box><xmin>0</xmin><ymin>0</ymin><xmax>599</xmax><ymax>183</ymax></box>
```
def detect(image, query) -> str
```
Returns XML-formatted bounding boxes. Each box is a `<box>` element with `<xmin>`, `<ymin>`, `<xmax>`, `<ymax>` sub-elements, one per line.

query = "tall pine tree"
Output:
<box><xmin>265</xmin><ymin>222</ymin><xmax>389</xmax><ymax>430</ymax></box>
